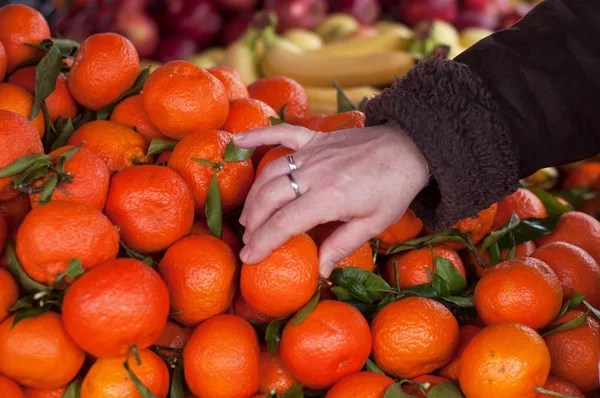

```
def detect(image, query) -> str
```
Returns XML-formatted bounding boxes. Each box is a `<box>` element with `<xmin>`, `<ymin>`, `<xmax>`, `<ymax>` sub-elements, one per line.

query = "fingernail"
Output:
<box><xmin>233</xmin><ymin>133</ymin><xmax>246</xmax><ymax>141</ymax></box>
<box><xmin>240</xmin><ymin>246</ymin><xmax>251</xmax><ymax>263</ymax></box>
<box><xmin>319</xmin><ymin>261</ymin><xmax>335</xmax><ymax>279</ymax></box>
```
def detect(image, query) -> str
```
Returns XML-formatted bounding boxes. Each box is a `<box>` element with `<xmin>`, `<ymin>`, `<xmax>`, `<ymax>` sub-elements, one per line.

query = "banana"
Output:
<box><xmin>261</xmin><ymin>43</ymin><xmax>416</xmax><ymax>88</ymax></box>
<box><xmin>220</xmin><ymin>41</ymin><xmax>261</xmax><ymax>85</ymax></box>
<box><xmin>460</xmin><ymin>28</ymin><xmax>494</xmax><ymax>48</ymax></box>
<box><xmin>308</xmin><ymin>32</ymin><xmax>412</xmax><ymax>56</ymax></box>
<box><xmin>305</xmin><ymin>86</ymin><xmax>381</xmax><ymax>111</ymax></box>
<box><xmin>315</xmin><ymin>13</ymin><xmax>360</xmax><ymax>43</ymax></box>
<box><xmin>283</xmin><ymin>29</ymin><xmax>324</xmax><ymax>51</ymax></box>
<box><xmin>375</xmin><ymin>21</ymin><xmax>414</xmax><ymax>38</ymax></box>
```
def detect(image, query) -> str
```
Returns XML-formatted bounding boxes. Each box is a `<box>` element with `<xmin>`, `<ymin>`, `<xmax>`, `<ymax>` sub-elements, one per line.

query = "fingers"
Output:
<box><xmin>318</xmin><ymin>219</ymin><xmax>382</xmax><ymax>278</ymax></box>
<box><xmin>239</xmin><ymin>193</ymin><xmax>335</xmax><ymax>265</ymax></box>
<box><xmin>233</xmin><ymin>124</ymin><xmax>317</xmax><ymax>150</ymax></box>
<box><xmin>242</xmin><ymin>172</ymin><xmax>309</xmax><ymax>243</ymax></box>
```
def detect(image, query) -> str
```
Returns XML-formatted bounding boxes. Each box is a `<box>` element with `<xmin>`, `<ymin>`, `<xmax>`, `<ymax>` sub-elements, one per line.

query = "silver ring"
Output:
<box><xmin>285</xmin><ymin>154</ymin><xmax>297</xmax><ymax>172</ymax></box>
<box><xmin>287</xmin><ymin>173</ymin><xmax>301</xmax><ymax>198</ymax></box>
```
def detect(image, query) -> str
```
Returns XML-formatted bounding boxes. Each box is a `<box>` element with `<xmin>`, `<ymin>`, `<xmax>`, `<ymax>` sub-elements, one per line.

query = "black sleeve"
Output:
<box><xmin>365</xmin><ymin>0</ymin><xmax>600</xmax><ymax>231</ymax></box>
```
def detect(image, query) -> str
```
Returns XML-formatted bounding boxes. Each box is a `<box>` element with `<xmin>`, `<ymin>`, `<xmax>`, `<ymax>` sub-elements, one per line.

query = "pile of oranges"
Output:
<box><xmin>0</xmin><ymin>4</ymin><xmax>600</xmax><ymax>398</ymax></box>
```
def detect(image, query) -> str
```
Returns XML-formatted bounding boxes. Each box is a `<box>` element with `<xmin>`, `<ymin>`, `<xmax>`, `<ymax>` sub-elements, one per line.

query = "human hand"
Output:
<box><xmin>234</xmin><ymin>121</ymin><xmax>430</xmax><ymax>278</ymax></box>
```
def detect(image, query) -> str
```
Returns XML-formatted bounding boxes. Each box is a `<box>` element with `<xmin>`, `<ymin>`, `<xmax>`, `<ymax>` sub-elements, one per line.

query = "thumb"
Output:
<box><xmin>318</xmin><ymin>219</ymin><xmax>379</xmax><ymax>279</ymax></box>
<box><xmin>233</xmin><ymin>124</ymin><xmax>316</xmax><ymax>150</ymax></box>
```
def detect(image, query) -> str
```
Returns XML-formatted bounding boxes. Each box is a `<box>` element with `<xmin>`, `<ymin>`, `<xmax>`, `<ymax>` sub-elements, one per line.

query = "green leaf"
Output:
<box><xmin>13</xmin><ymin>161</ymin><xmax>51</xmax><ymax>187</ymax></box>
<box><xmin>96</xmin><ymin>68</ymin><xmax>151</xmax><ymax>120</ymax></box>
<box><xmin>384</xmin><ymin>382</ymin><xmax>414</xmax><ymax>398</ymax></box>
<box><xmin>51</xmin><ymin>118</ymin><xmax>76</xmax><ymax>151</ymax></box>
<box><xmin>427</xmin><ymin>381</ymin><xmax>465</xmax><ymax>398</ymax></box>
<box><xmin>529</xmin><ymin>188</ymin><xmax>572</xmax><ymax>217</ymax></box>
<box><xmin>12</xmin><ymin>307</ymin><xmax>46</xmax><ymax>328</ymax></box>
<box><xmin>123</xmin><ymin>358</ymin><xmax>158</xmax><ymax>398</ymax></box>
<box><xmin>534</xmin><ymin>386</ymin><xmax>584</xmax><ymax>398</ymax></box>
<box><xmin>291</xmin><ymin>287</ymin><xmax>321</xmax><ymax>325</ymax></box>
<box><xmin>364</xmin><ymin>358</ymin><xmax>385</xmax><ymax>375</ymax></box>
<box><xmin>119</xmin><ymin>241</ymin><xmax>157</xmax><ymax>268</ymax></box>
<box><xmin>431</xmin><ymin>273</ymin><xmax>451</xmax><ymax>297</ymax></box>
<box><xmin>330</xmin><ymin>286</ymin><xmax>352</xmax><ymax>301</ymax></box>
<box><xmin>559</xmin><ymin>292</ymin><xmax>585</xmax><ymax>317</ymax></box>
<box><xmin>223</xmin><ymin>140</ymin><xmax>255</xmax><ymax>162</ymax></box>
<box><xmin>58</xmin><ymin>142</ymin><xmax>84</xmax><ymax>161</ymax></box>
<box><xmin>481</xmin><ymin>212</ymin><xmax>521</xmax><ymax>250</ymax></box>
<box><xmin>206</xmin><ymin>173</ymin><xmax>223</xmax><ymax>239</ymax></box>
<box><xmin>387</xmin><ymin>229</ymin><xmax>465</xmax><ymax>255</ymax></box>
<box><xmin>402</xmin><ymin>283</ymin><xmax>440</xmax><ymax>299</ymax></box>
<box><xmin>62</xmin><ymin>378</ymin><xmax>82</xmax><ymax>398</ymax></box>
<box><xmin>65</xmin><ymin>258</ymin><xmax>85</xmax><ymax>279</ymax></box>
<box><xmin>30</xmin><ymin>45</ymin><xmax>63</xmax><ymax>120</ymax></box>
<box><xmin>73</xmin><ymin>110</ymin><xmax>96</xmax><ymax>130</ymax></box>
<box><xmin>329</xmin><ymin>268</ymin><xmax>395</xmax><ymax>304</ymax></box>
<box><xmin>377</xmin><ymin>293</ymin><xmax>399</xmax><ymax>310</ymax></box>
<box><xmin>0</xmin><ymin>154</ymin><xmax>53</xmax><ymax>178</ymax></box>
<box><xmin>497</xmin><ymin>216</ymin><xmax>561</xmax><ymax>249</ymax></box>
<box><xmin>169</xmin><ymin>362</ymin><xmax>184</xmax><ymax>398</ymax></box>
<box><xmin>41</xmin><ymin>102</ymin><xmax>58</xmax><ymax>153</ymax></box>
<box><xmin>555</xmin><ymin>187</ymin><xmax>595</xmax><ymax>210</ymax></box>
<box><xmin>582</xmin><ymin>299</ymin><xmax>600</xmax><ymax>320</ymax></box>
<box><xmin>488</xmin><ymin>241</ymin><xmax>501</xmax><ymax>267</ymax></box>
<box><xmin>441</xmin><ymin>295</ymin><xmax>475</xmax><ymax>308</ymax></box>
<box><xmin>5</xmin><ymin>238</ymin><xmax>46</xmax><ymax>293</ymax></box>
<box><xmin>37</xmin><ymin>173</ymin><xmax>58</xmax><ymax>205</ymax></box>
<box><xmin>542</xmin><ymin>311</ymin><xmax>589</xmax><ymax>337</ymax></box>
<box><xmin>8</xmin><ymin>296</ymin><xmax>34</xmax><ymax>313</ymax></box>
<box><xmin>49</xmin><ymin>38</ymin><xmax>80</xmax><ymax>57</ymax></box>
<box><xmin>190</xmin><ymin>158</ymin><xmax>215</xmax><ymax>167</ymax></box>
<box><xmin>343</xmin><ymin>299</ymin><xmax>379</xmax><ymax>319</ymax></box>
<box><xmin>269</xmin><ymin>116</ymin><xmax>286</xmax><ymax>125</ymax></box>
<box><xmin>265</xmin><ymin>318</ymin><xmax>285</xmax><ymax>356</ymax></box>
<box><xmin>147</xmin><ymin>139</ymin><xmax>178</xmax><ymax>159</ymax></box>
<box><xmin>435</xmin><ymin>257</ymin><xmax>467</xmax><ymax>294</ymax></box>
<box><xmin>333</xmin><ymin>81</ymin><xmax>359</xmax><ymax>113</ymax></box>
<box><xmin>278</xmin><ymin>104</ymin><xmax>288</xmax><ymax>121</ymax></box>
<box><xmin>281</xmin><ymin>382</ymin><xmax>304</xmax><ymax>398</ymax></box>
<box><xmin>463</xmin><ymin>232</ymin><xmax>487</xmax><ymax>271</ymax></box>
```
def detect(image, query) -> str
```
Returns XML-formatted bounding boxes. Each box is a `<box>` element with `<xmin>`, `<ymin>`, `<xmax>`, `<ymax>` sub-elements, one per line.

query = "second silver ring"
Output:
<box><xmin>285</xmin><ymin>154</ymin><xmax>297</xmax><ymax>172</ymax></box>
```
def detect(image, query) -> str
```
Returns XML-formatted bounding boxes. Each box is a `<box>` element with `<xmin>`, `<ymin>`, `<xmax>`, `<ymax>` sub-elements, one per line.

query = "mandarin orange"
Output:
<box><xmin>207</xmin><ymin>66</ymin><xmax>249</xmax><ymax>101</ymax></box>
<box><xmin>325</xmin><ymin>371</ymin><xmax>395</xmax><ymax>398</ymax></box>
<box><xmin>248</xmin><ymin>76</ymin><xmax>309</xmax><ymax>124</ymax></box>
<box><xmin>0</xmin><ymin>83</ymin><xmax>44</xmax><ymax>136</ymax></box>
<box><xmin>109</xmin><ymin>94</ymin><xmax>168</xmax><ymax>144</ymax></box>
<box><xmin>493</xmin><ymin>188</ymin><xmax>548</xmax><ymax>229</ymax></box>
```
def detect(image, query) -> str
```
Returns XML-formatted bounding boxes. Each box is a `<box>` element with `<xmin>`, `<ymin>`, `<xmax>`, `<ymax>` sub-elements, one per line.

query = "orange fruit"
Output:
<box><xmin>474</xmin><ymin>257</ymin><xmax>562</xmax><ymax>330</ymax></box>
<box><xmin>536</xmin><ymin>211</ymin><xmax>600</xmax><ymax>265</ymax></box>
<box><xmin>544</xmin><ymin>309</ymin><xmax>600</xmax><ymax>392</ymax></box>
<box><xmin>143</xmin><ymin>61</ymin><xmax>229</xmax><ymax>140</ymax></box>
<box><xmin>468</xmin><ymin>240</ymin><xmax>537</xmax><ymax>277</ymax></box>
<box><xmin>0</xmin><ymin>194</ymin><xmax>32</xmax><ymax>232</ymax></box>
<box><xmin>23</xmin><ymin>387</ymin><xmax>66</xmax><ymax>398</ymax></box>
<box><xmin>158</xmin><ymin>235</ymin><xmax>237</xmax><ymax>326</ymax></box>
<box><xmin>258</xmin><ymin>346</ymin><xmax>295</xmax><ymax>394</ymax></box>
<box><xmin>68</xmin><ymin>120</ymin><xmax>148</xmax><ymax>172</ymax></box>
<box><xmin>207</xmin><ymin>66</ymin><xmax>249</xmax><ymax>101</ymax></box>
<box><xmin>536</xmin><ymin>376</ymin><xmax>585</xmax><ymax>398</ymax></box>
<box><xmin>325</xmin><ymin>371</ymin><xmax>395</xmax><ymax>398</ymax></box>
<box><xmin>190</xmin><ymin>217</ymin><xmax>242</xmax><ymax>255</ymax></box>
<box><xmin>0</xmin><ymin>110</ymin><xmax>43</xmax><ymax>201</ymax></box>
<box><xmin>8</xmin><ymin>67</ymin><xmax>78</xmax><ymax>123</ymax></box>
<box><xmin>155</xmin><ymin>150</ymin><xmax>172</xmax><ymax>164</ymax></box>
<box><xmin>153</xmin><ymin>321</ymin><xmax>192</xmax><ymax>354</ymax></box>
<box><xmin>531</xmin><ymin>242</ymin><xmax>600</xmax><ymax>308</ymax></box>
<box><xmin>0</xmin><ymin>83</ymin><xmax>44</xmax><ymax>137</ymax></box>
<box><xmin>109</xmin><ymin>94</ymin><xmax>169</xmax><ymax>144</ymax></box>
<box><xmin>403</xmin><ymin>375</ymin><xmax>449</xmax><ymax>397</ymax></box>
<box><xmin>232</xmin><ymin>293</ymin><xmax>273</xmax><ymax>324</ymax></box>
<box><xmin>0</xmin><ymin>4</ymin><xmax>50</xmax><ymax>74</ymax></box>
<box><xmin>62</xmin><ymin>258</ymin><xmax>170</xmax><ymax>358</ymax></box>
<box><xmin>222</xmin><ymin>98</ymin><xmax>278</xmax><ymax>134</ymax></box>
<box><xmin>168</xmin><ymin>129</ymin><xmax>254</xmax><ymax>214</ymax></box>
<box><xmin>0</xmin><ymin>312</ymin><xmax>84</xmax><ymax>389</ymax></box>
<box><xmin>16</xmin><ymin>201</ymin><xmax>119</xmax><ymax>284</ymax></box>
<box><xmin>438</xmin><ymin>325</ymin><xmax>483</xmax><ymax>380</ymax></box>
<box><xmin>105</xmin><ymin>165</ymin><xmax>195</xmax><ymax>253</ymax></box>
<box><xmin>371</xmin><ymin>297</ymin><xmax>459</xmax><ymax>379</ymax></box>
<box><xmin>563</xmin><ymin>162</ymin><xmax>600</xmax><ymax>189</ymax></box>
<box><xmin>29</xmin><ymin>146</ymin><xmax>110</xmax><ymax>211</ymax></box>
<box><xmin>248</xmin><ymin>76</ymin><xmax>309</xmax><ymax>124</ymax></box>
<box><xmin>280</xmin><ymin>300</ymin><xmax>372</xmax><ymax>389</ymax></box>
<box><xmin>81</xmin><ymin>349</ymin><xmax>170</xmax><ymax>398</ymax></box>
<box><xmin>384</xmin><ymin>245</ymin><xmax>465</xmax><ymax>289</ymax></box>
<box><xmin>0</xmin><ymin>41</ymin><xmax>6</xmax><ymax>82</ymax></box>
<box><xmin>183</xmin><ymin>314</ymin><xmax>260</xmax><ymax>398</ymax></box>
<box><xmin>255</xmin><ymin>145</ymin><xmax>295</xmax><ymax>179</ymax></box>
<box><xmin>241</xmin><ymin>234</ymin><xmax>319</xmax><ymax>318</ymax></box>
<box><xmin>0</xmin><ymin>374</ymin><xmax>23</xmax><ymax>398</ymax></box>
<box><xmin>492</xmin><ymin>188</ymin><xmax>548</xmax><ymax>229</ymax></box>
<box><xmin>459</xmin><ymin>323</ymin><xmax>550</xmax><ymax>398</ymax></box>
<box><xmin>296</xmin><ymin>114</ymin><xmax>326</xmax><ymax>129</ymax></box>
<box><xmin>0</xmin><ymin>268</ymin><xmax>18</xmax><ymax>323</ymax></box>
<box><xmin>376</xmin><ymin>209</ymin><xmax>424</xmax><ymax>253</ymax></box>
<box><xmin>309</xmin><ymin>110</ymin><xmax>366</xmax><ymax>132</ymax></box>
<box><xmin>444</xmin><ymin>203</ymin><xmax>497</xmax><ymax>250</ymax></box>
<box><xmin>68</xmin><ymin>33</ymin><xmax>140</xmax><ymax>111</ymax></box>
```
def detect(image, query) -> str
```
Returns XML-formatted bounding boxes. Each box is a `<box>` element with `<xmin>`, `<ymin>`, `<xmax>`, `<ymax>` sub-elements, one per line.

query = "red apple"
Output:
<box><xmin>330</xmin><ymin>0</ymin><xmax>381</xmax><ymax>25</ymax></box>
<box><xmin>453</xmin><ymin>8</ymin><xmax>498</xmax><ymax>30</ymax></box>
<box><xmin>166</xmin><ymin>0</ymin><xmax>222</xmax><ymax>46</ymax></box>
<box><xmin>113</xmin><ymin>11</ymin><xmax>159</xmax><ymax>58</ymax></box>
<box><xmin>398</xmin><ymin>0</ymin><xmax>458</xmax><ymax>26</ymax></box>
<box><xmin>264</xmin><ymin>0</ymin><xmax>328</xmax><ymax>32</ymax></box>
<box><xmin>220</xmin><ymin>13</ymin><xmax>252</xmax><ymax>46</ymax></box>
<box><xmin>155</xmin><ymin>35</ymin><xmax>198</xmax><ymax>63</ymax></box>
<box><xmin>214</xmin><ymin>0</ymin><xmax>258</xmax><ymax>13</ymax></box>
<box><xmin>461</xmin><ymin>0</ymin><xmax>490</xmax><ymax>11</ymax></box>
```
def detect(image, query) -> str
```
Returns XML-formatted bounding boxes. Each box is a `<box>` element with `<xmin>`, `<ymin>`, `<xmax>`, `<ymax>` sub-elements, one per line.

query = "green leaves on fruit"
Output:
<box><xmin>223</xmin><ymin>140</ymin><xmax>255</xmax><ymax>162</ymax></box>
<box><xmin>206</xmin><ymin>173</ymin><xmax>222</xmax><ymax>239</ymax></box>
<box><xmin>265</xmin><ymin>318</ymin><xmax>286</xmax><ymax>356</ymax></box>
<box><xmin>146</xmin><ymin>139</ymin><xmax>178</xmax><ymax>160</ymax></box>
<box><xmin>333</xmin><ymin>81</ymin><xmax>358</xmax><ymax>113</ymax></box>
<box><xmin>542</xmin><ymin>311</ymin><xmax>590</xmax><ymax>337</ymax></box>
<box><xmin>291</xmin><ymin>287</ymin><xmax>321</xmax><ymax>326</ymax></box>
<box><xmin>387</xmin><ymin>229</ymin><xmax>465</xmax><ymax>255</ymax></box>
<box><xmin>330</xmin><ymin>267</ymin><xmax>395</xmax><ymax>304</ymax></box>
<box><xmin>123</xmin><ymin>355</ymin><xmax>157</xmax><ymax>398</ymax></box>
<box><xmin>170</xmin><ymin>363</ymin><xmax>185</xmax><ymax>398</ymax></box>
<box><xmin>364</xmin><ymin>358</ymin><xmax>385</xmax><ymax>375</ymax></box>
<box><xmin>97</xmin><ymin>68</ymin><xmax>150</xmax><ymax>120</ymax></box>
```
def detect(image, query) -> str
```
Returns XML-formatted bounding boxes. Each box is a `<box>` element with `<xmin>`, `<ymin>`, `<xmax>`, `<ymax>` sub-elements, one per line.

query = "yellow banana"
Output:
<box><xmin>309</xmin><ymin>32</ymin><xmax>412</xmax><ymax>56</ymax></box>
<box><xmin>220</xmin><ymin>41</ymin><xmax>261</xmax><ymax>85</ymax></box>
<box><xmin>305</xmin><ymin>86</ymin><xmax>381</xmax><ymax>110</ymax></box>
<box><xmin>309</xmin><ymin>103</ymin><xmax>338</xmax><ymax>116</ymax></box>
<box><xmin>261</xmin><ymin>43</ymin><xmax>416</xmax><ymax>88</ymax></box>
